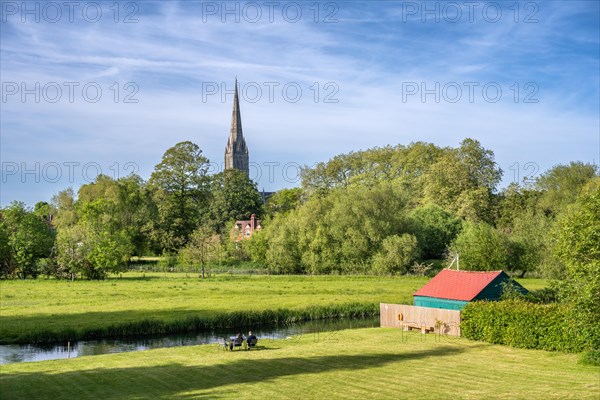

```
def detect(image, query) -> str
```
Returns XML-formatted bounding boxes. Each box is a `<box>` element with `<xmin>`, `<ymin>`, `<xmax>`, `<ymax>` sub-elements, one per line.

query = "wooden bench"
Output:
<box><xmin>402</xmin><ymin>323</ymin><xmax>434</xmax><ymax>334</ymax></box>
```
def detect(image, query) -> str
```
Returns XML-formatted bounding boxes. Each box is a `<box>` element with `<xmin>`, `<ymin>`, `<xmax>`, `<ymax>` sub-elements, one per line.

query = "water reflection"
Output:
<box><xmin>0</xmin><ymin>317</ymin><xmax>379</xmax><ymax>365</ymax></box>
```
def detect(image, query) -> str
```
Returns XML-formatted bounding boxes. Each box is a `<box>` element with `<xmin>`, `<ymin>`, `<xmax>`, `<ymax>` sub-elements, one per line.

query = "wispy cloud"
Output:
<box><xmin>1</xmin><ymin>0</ymin><xmax>598</xmax><ymax>206</ymax></box>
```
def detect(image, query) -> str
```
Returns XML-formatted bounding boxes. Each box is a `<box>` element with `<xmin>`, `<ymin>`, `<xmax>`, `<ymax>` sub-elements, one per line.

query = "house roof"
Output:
<box><xmin>413</xmin><ymin>270</ymin><xmax>505</xmax><ymax>301</ymax></box>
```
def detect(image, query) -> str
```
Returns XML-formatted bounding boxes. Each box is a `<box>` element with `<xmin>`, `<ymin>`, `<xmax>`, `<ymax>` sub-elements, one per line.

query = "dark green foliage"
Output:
<box><xmin>523</xmin><ymin>286</ymin><xmax>560</xmax><ymax>304</ymax></box>
<box><xmin>409</xmin><ymin>204</ymin><xmax>462</xmax><ymax>259</ymax></box>
<box><xmin>148</xmin><ymin>141</ymin><xmax>211</xmax><ymax>251</ymax></box>
<box><xmin>461</xmin><ymin>300</ymin><xmax>588</xmax><ymax>352</ymax></box>
<box><xmin>207</xmin><ymin>170</ymin><xmax>264</xmax><ymax>233</ymax></box>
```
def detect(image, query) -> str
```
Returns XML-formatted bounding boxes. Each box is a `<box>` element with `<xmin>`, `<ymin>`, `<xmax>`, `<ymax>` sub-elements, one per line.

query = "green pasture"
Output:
<box><xmin>1</xmin><ymin>328</ymin><xmax>597</xmax><ymax>399</ymax></box>
<box><xmin>0</xmin><ymin>274</ymin><xmax>547</xmax><ymax>344</ymax></box>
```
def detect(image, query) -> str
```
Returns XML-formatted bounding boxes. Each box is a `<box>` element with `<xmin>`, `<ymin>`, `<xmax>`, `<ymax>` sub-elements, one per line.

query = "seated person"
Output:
<box><xmin>230</xmin><ymin>333</ymin><xmax>244</xmax><ymax>350</ymax></box>
<box><xmin>246</xmin><ymin>330</ymin><xmax>258</xmax><ymax>347</ymax></box>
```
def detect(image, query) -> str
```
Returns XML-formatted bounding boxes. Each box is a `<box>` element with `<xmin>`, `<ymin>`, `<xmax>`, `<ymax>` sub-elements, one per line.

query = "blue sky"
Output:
<box><xmin>1</xmin><ymin>0</ymin><xmax>599</xmax><ymax>207</ymax></box>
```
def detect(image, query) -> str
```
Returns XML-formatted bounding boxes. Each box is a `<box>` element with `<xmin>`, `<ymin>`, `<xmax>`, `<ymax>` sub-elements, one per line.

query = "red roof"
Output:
<box><xmin>413</xmin><ymin>270</ymin><xmax>504</xmax><ymax>301</ymax></box>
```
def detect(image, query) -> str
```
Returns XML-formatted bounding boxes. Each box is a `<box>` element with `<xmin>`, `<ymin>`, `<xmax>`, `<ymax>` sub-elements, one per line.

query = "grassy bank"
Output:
<box><xmin>1</xmin><ymin>328</ymin><xmax>596</xmax><ymax>399</ymax></box>
<box><xmin>0</xmin><ymin>274</ymin><xmax>547</xmax><ymax>344</ymax></box>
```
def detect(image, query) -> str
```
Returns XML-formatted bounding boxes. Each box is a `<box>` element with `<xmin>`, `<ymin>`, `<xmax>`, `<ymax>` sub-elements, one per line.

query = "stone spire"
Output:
<box><xmin>224</xmin><ymin>79</ymin><xmax>249</xmax><ymax>174</ymax></box>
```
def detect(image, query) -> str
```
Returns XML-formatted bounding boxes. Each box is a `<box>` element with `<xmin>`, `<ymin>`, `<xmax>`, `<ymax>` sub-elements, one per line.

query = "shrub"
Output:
<box><xmin>579</xmin><ymin>349</ymin><xmax>600</xmax><ymax>366</ymax></box>
<box><xmin>461</xmin><ymin>300</ymin><xmax>587</xmax><ymax>353</ymax></box>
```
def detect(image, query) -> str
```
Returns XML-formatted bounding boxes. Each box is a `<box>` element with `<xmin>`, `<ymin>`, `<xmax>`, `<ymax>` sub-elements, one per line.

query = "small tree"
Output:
<box><xmin>179</xmin><ymin>226</ymin><xmax>219</xmax><ymax>278</ymax></box>
<box><xmin>56</xmin><ymin>224</ymin><xmax>133</xmax><ymax>280</ymax></box>
<box><xmin>1</xmin><ymin>202</ymin><xmax>55</xmax><ymax>279</ymax></box>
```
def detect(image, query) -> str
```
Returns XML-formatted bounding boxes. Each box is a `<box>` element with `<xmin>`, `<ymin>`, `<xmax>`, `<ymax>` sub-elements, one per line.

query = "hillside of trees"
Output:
<box><xmin>1</xmin><ymin>138</ymin><xmax>598</xmax><ymax>282</ymax></box>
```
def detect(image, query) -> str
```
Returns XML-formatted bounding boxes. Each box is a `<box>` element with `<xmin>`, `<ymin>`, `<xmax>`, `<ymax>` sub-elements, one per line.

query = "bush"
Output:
<box><xmin>579</xmin><ymin>349</ymin><xmax>600</xmax><ymax>366</ymax></box>
<box><xmin>461</xmin><ymin>300</ymin><xmax>588</xmax><ymax>353</ymax></box>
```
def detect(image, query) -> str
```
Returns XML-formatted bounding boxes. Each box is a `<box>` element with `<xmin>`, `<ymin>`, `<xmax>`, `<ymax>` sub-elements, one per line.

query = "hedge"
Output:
<box><xmin>461</xmin><ymin>300</ymin><xmax>592</xmax><ymax>353</ymax></box>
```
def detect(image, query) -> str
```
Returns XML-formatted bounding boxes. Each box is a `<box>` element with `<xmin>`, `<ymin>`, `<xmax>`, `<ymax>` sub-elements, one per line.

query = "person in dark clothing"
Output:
<box><xmin>246</xmin><ymin>330</ymin><xmax>258</xmax><ymax>348</ymax></box>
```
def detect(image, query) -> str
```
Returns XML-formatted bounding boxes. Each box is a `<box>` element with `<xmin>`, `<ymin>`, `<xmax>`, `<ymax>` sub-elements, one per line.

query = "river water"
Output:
<box><xmin>0</xmin><ymin>317</ymin><xmax>380</xmax><ymax>365</ymax></box>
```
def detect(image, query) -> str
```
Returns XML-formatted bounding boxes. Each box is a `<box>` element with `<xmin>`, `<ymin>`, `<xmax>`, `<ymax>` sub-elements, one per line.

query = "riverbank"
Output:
<box><xmin>0</xmin><ymin>274</ymin><xmax>547</xmax><ymax>344</ymax></box>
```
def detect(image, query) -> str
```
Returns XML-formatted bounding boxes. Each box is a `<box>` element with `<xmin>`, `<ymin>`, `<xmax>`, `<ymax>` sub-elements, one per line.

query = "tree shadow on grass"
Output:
<box><xmin>1</xmin><ymin>346</ymin><xmax>469</xmax><ymax>400</ymax></box>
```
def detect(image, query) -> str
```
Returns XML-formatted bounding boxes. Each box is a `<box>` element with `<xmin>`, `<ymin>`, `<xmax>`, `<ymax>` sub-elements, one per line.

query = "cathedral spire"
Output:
<box><xmin>224</xmin><ymin>79</ymin><xmax>249</xmax><ymax>174</ymax></box>
<box><xmin>230</xmin><ymin>78</ymin><xmax>243</xmax><ymax>141</ymax></box>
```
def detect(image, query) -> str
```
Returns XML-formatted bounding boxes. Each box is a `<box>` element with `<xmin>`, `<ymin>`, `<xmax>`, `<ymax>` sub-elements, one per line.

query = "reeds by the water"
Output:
<box><xmin>15</xmin><ymin>302</ymin><xmax>379</xmax><ymax>344</ymax></box>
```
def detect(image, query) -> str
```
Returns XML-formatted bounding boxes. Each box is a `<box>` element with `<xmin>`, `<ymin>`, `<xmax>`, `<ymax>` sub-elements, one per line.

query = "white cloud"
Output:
<box><xmin>1</xmin><ymin>1</ymin><xmax>598</xmax><ymax>206</ymax></box>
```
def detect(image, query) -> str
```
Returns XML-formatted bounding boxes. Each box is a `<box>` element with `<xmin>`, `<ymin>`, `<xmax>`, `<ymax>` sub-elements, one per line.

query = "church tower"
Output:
<box><xmin>224</xmin><ymin>79</ymin><xmax>249</xmax><ymax>175</ymax></box>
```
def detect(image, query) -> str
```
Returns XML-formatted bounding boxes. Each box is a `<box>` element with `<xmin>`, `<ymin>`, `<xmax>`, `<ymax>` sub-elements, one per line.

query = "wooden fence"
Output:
<box><xmin>380</xmin><ymin>303</ymin><xmax>462</xmax><ymax>336</ymax></box>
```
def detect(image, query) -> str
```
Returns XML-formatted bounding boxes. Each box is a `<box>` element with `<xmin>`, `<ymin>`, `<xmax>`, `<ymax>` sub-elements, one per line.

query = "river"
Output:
<box><xmin>0</xmin><ymin>317</ymin><xmax>380</xmax><ymax>364</ymax></box>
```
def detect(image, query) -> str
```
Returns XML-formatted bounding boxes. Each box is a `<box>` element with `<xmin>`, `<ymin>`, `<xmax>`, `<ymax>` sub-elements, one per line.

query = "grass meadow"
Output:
<box><xmin>1</xmin><ymin>328</ymin><xmax>597</xmax><ymax>399</ymax></box>
<box><xmin>0</xmin><ymin>274</ymin><xmax>547</xmax><ymax>344</ymax></box>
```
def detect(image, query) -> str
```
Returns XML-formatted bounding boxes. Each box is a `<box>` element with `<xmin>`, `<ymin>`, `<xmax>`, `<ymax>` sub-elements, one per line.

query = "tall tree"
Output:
<box><xmin>553</xmin><ymin>178</ymin><xmax>600</xmax><ymax>350</ymax></box>
<box><xmin>423</xmin><ymin>139</ymin><xmax>502</xmax><ymax>222</ymax></box>
<box><xmin>148</xmin><ymin>141</ymin><xmax>211</xmax><ymax>250</ymax></box>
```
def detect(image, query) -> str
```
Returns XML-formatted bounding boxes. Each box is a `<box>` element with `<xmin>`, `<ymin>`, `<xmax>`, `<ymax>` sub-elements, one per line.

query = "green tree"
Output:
<box><xmin>496</xmin><ymin>183</ymin><xmax>542</xmax><ymax>229</ymax></box>
<box><xmin>371</xmin><ymin>234</ymin><xmax>419</xmax><ymax>275</ymax></box>
<box><xmin>86</xmin><ymin>230</ymin><xmax>133</xmax><ymax>279</ymax></box>
<box><xmin>77</xmin><ymin>174</ymin><xmax>152</xmax><ymax>255</ymax></box>
<box><xmin>265</xmin><ymin>188</ymin><xmax>303</xmax><ymax>217</ymax></box>
<box><xmin>0</xmin><ymin>220</ymin><xmax>13</xmax><ymax>277</ymax></box>
<box><xmin>1</xmin><ymin>202</ymin><xmax>55</xmax><ymax>278</ymax></box>
<box><xmin>409</xmin><ymin>204</ymin><xmax>462</xmax><ymax>259</ymax></box>
<box><xmin>51</xmin><ymin>188</ymin><xmax>77</xmax><ymax>228</ymax></box>
<box><xmin>178</xmin><ymin>226</ymin><xmax>220</xmax><ymax>278</ymax></box>
<box><xmin>553</xmin><ymin>179</ymin><xmax>600</xmax><ymax>349</ymax></box>
<box><xmin>451</xmin><ymin>221</ymin><xmax>510</xmax><ymax>271</ymax></box>
<box><xmin>55</xmin><ymin>223</ymin><xmax>133</xmax><ymax>280</ymax></box>
<box><xmin>33</xmin><ymin>201</ymin><xmax>55</xmax><ymax>223</ymax></box>
<box><xmin>262</xmin><ymin>182</ymin><xmax>412</xmax><ymax>274</ymax></box>
<box><xmin>246</xmin><ymin>229</ymin><xmax>268</xmax><ymax>266</ymax></box>
<box><xmin>536</xmin><ymin>162</ymin><xmax>598</xmax><ymax>215</ymax></box>
<box><xmin>148</xmin><ymin>141</ymin><xmax>211</xmax><ymax>250</ymax></box>
<box><xmin>423</xmin><ymin>139</ymin><xmax>502</xmax><ymax>222</ymax></box>
<box><xmin>207</xmin><ymin>170</ymin><xmax>263</xmax><ymax>233</ymax></box>
<box><xmin>55</xmin><ymin>224</ymin><xmax>89</xmax><ymax>279</ymax></box>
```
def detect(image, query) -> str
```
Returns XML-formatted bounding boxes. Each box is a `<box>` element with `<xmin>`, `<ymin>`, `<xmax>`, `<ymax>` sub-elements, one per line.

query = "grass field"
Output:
<box><xmin>0</xmin><ymin>274</ymin><xmax>547</xmax><ymax>344</ymax></box>
<box><xmin>1</xmin><ymin>328</ymin><xmax>597</xmax><ymax>399</ymax></box>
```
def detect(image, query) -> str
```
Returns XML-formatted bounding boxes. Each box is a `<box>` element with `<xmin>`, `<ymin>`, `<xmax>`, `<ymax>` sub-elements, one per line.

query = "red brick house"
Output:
<box><xmin>232</xmin><ymin>214</ymin><xmax>262</xmax><ymax>241</ymax></box>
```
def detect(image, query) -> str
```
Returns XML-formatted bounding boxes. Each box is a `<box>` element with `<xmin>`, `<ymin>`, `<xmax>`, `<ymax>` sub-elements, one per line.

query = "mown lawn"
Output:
<box><xmin>0</xmin><ymin>274</ymin><xmax>547</xmax><ymax>344</ymax></box>
<box><xmin>1</xmin><ymin>328</ymin><xmax>596</xmax><ymax>400</ymax></box>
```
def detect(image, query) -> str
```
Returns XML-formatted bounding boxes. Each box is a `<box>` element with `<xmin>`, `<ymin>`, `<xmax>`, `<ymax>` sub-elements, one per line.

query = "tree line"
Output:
<box><xmin>0</xmin><ymin>141</ymin><xmax>263</xmax><ymax>279</ymax></box>
<box><xmin>248</xmin><ymin>138</ymin><xmax>598</xmax><ymax>279</ymax></box>
<box><xmin>1</xmin><ymin>138</ymin><xmax>598</xmax><ymax>282</ymax></box>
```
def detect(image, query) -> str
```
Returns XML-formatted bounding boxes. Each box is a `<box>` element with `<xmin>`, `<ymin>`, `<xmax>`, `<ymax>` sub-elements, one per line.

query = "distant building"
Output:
<box><xmin>224</xmin><ymin>79</ymin><xmax>249</xmax><ymax>175</ymax></box>
<box><xmin>232</xmin><ymin>214</ymin><xmax>262</xmax><ymax>241</ymax></box>
<box><xmin>260</xmin><ymin>189</ymin><xmax>275</xmax><ymax>203</ymax></box>
<box><xmin>412</xmin><ymin>270</ymin><xmax>527</xmax><ymax>310</ymax></box>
